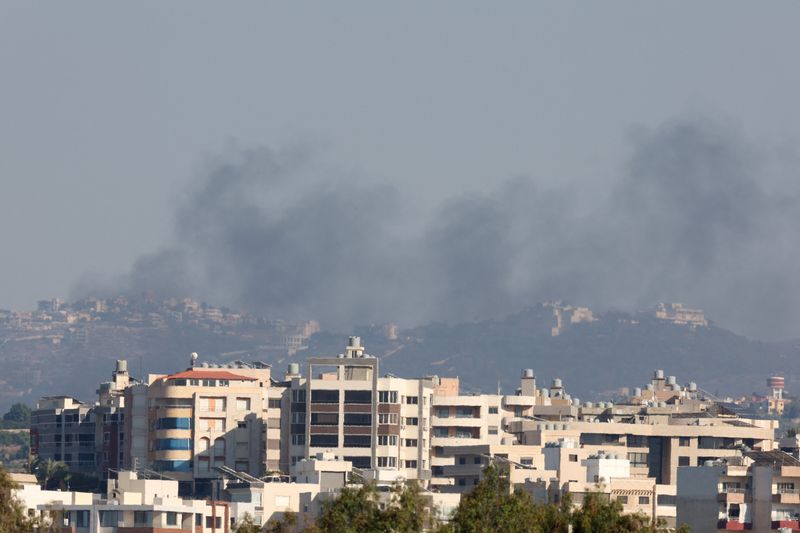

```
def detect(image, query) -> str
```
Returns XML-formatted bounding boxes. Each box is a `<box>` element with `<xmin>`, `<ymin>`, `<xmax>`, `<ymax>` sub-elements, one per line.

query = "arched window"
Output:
<box><xmin>213</xmin><ymin>437</ymin><xmax>226</xmax><ymax>466</ymax></box>
<box><xmin>198</xmin><ymin>437</ymin><xmax>211</xmax><ymax>455</ymax></box>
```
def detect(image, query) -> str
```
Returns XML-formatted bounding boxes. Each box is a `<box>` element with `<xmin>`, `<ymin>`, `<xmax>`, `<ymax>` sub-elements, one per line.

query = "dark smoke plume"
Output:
<box><xmin>77</xmin><ymin>117</ymin><xmax>800</xmax><ymax>339</ymax></box>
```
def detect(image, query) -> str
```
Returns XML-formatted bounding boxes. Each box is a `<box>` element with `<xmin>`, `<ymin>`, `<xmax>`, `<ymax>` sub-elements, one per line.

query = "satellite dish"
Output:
<box><xmin>190</xmin><ymin>352</ymin><xmax>198</xmax><ymax>366</ymax></box>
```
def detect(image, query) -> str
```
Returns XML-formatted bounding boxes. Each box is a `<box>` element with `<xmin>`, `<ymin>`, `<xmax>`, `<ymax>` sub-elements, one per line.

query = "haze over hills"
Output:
<box><xmin>1</xmin><ymin>296</ymin><xmax>798</xmax><ymax>412</ymax></box>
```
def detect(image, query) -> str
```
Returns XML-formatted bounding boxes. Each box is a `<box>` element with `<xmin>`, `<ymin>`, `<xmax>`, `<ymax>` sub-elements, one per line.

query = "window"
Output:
<box><xmin>406</xmin><ymin>396</ymin><xmax>419</xmax><ymax>405</ymax></box>
<box><xmin>153</xmin><ymin>460</ymin><xmax>192</xmax><ymax>472</ymax></box>
<box><xmin>199</xmin><ymin>418</ymin><xmax>226</xmax><ymax>432</ymax></box>
<box><xmin>74</xmin><ymin>510</ymin><xmax>90</xmax><ymax>527</ymax></box>
<box><xmin>202</xmin><ymin>379</ymin><xmax>216</xmax><ymax>387</ymax></box>
<box><xmin>235</xmin><ymin>460</ymin><xmax>249</xmax><ymax>471</ymax></box>
<box><xmin>236</xmin><ymin>397</ymin><xmax>251</xmax><ymax>411</ymax></box>
<box><xmin>311</xmin><ymin>390</ymin><xmax>339</xmax><ymax>403</ymax></box>
<box><xmin>458</xmin><ymin>456</ymin><xmax>466</xmax><ymax>465</ymax></box>
<box><xmin>617</xmin><ymin>495</ymin><xmax>628</xmax><ymax>504</ymax></box>
<box><xmin>345</xmin><ymin>456</ymin><xmax>372</xmax><ymax>469</ymax></box>
<box><xmin>199</xmin><ymin>396</ymin><xmax>226</xmax><ymax>412</ymax></box>
<box><xmin>488</xmin><ymin>426</ymin><xmax>498</xmax><ymax>435</ymax></box>
<box><xmin>404</xmin><ymin>438</ymin><xmax>418</xmax><ymax>447</ymax></box>
<box><xmin>657</xmin><ymin>495</ymin><xmax>676</xmax><ymax>506</ymax></box>
<box><xmin>405</xmin><ymin>460</ymin><xmax>418</xmax><ymax>468</ymax></box>
<box><xmin>213</xmin><ymin>437</ymin><xmax>226</xmax><ymax>458</ymax></box>
<box><xmin>569</xmin><ymin>454</ymin><xmax>578</xmax><ymax>462</ymax></box>
<box><xmin>628</xmin><ymin>452</ymin><xmax>648</xmax><ymax>468</ymax></box>
<box><xmin>377</xmin><ymin>456</ymin><xmax>397</xmax><ymax>468</ymax></box>
<box><xmin>436</xmin><ymin>408</ymin><xmax>450</xmax><ymax>418</ymax></box>
<box><xmin>344</xmin><ymin>435</ymin><xmax>371</xmax><ymax>448</ymax></box>
<box><xmin>196</xmin><ymin>514</ymin><xmax>203</xmax><ymax>526</ymax></box>
<box><xmin>379</xmin><ymin>391</ymin><xmax>398</xmax><ymax>403</ymax></box>
<box><xmin>344</xmin><ymin>413</ymin><xmax>372</xmax><ymax>426</ymax></box>
<box><xmin>291</xmin><ymin>389</ymin><xmax>306</xmax><ymax>403</ymax></box>
<box><xmin>678</xmin><ymin>456</ymin><xmax>691</xmax><ymax>467</ymax></box>
<box><xmin>237</xmin><ymin>421</ymin><xmax>247</xmax><ymax>429</ymax></box>
<box><xmin>627</xmin><ymin>434</ymin><xmax>648</xmax><ymax>447</ymax></box>
<box><xmin>514</xmin><ymin>406</ymin><xmax>524</xmax><ymax>417</ymax></box>
<box><xmin>268</xmin><ymin>398</ymin><xmax>282</xmax><ymax>409</ymax></box>
<box><xmin>405</xmin><ymin>417</ymin><xmax>419</xmax><ymax>426</ymax></box>
<box><xmin>456</xmin><ymin>407</ymin><xmax>474</xmax><ymax>418</ymax></box>
<box><xmin>156</xmin><ymin>417</ymin><xmax>192</xmax><ymax>430</ymax></box>
<box><xmin>778</xmin><ymin>482</ymin><xmax>796</xmax><ymax>493</ymax></box>
<box><xmin>291</xmin><ymin>412</ymin><xmax>305</xmax><ymax>424</ymax></box>
<box><xmin>206</xmin><ymin>516</ymin><xmax>223</xmax><ymax>529</ymax></box>
<box><xmin>378</xmin><ymin>435</ymin><xmax>398</xmax><ymax>446</ymax></box>
<box><xmin>134</xmin><ymin>511</ymin><xmax>153</xmax><ymax>527</ymax></box>
<box><xmin>291</xmin><ymin>434</ymin><xmax>305</xmax><ymax>445</ymax></box>
<box><xmin>166</xmin><ymin>512</ymin><xmax>178</xmax><ymax>526</ymax></box>
<box><xmin>521</xmin><ymin>457</ymin><xmax>533</xmax><ymax>465</ymax></box>
<box><xmin>310</xmin><ymin>434</ymin><xmax>338</xmax><ymax>447</ymax></box>
<box><xmin>474</xmin><ymin>457</ymin><xmax>482</xmax><ymax>464</ymax></box>
<box><xmin>345</xmin><ymin>390</ymin><xmax>372</xmax><ymax>404</ymax></box>
<box><xmin>310</xmin><ymin>412</ymin><xmax>339</xmax><ymax>426</ymax></box>
<box><xmin>155</xmin><ymin>438</ymin><xmax>191</xmax><ymax>451</ymax></box>
<box><xmin>638</xmin><ymin>496</ymin><xmax>649</xmax><ymax>505</ymax></box>
<box><xmin>488</xmin><ymin>406</ymin><xmax>499</xmax><ymax>414</ymax></box>
<box><xmin>100</xmin><ymin>511</ymin><xmax>118</xmax><ymax>527</ymax></box>
<box><xmin>433</xmin><ymin>428</ymin><xmax>449</xmax><ymax>438</ymax></box>
<box><xmin>378</xmin><ymin>413</ymin><xmax>398</xmax><ymax>425</ymax></box>
<box><xmin>458</xmin><ymin>478</ymin><xmax>466</xmax><ymax>487</ymax></box>
<box><xmin>679</xmin><ymin>437</ymin><xmax>691</xmax><ymax>447</ymax></box>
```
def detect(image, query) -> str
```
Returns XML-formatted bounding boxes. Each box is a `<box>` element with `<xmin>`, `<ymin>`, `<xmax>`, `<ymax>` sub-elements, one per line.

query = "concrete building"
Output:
<box><xmin>677</xmin><ymin>451</ymin><xmax>800</xmax><ymax>532</ymax></box>
<box><xmin>285</xmin><ymin>337</ymin><xmax>435</xmax><ymax>484</ymax></box>
<box><xmin>137</xmin><ymin>356</ymin><xmax>277</xmax><ymax>497</ymax></box>
<box><xmin>13</xmin><ymin>470</ymin><xmax>233</xmax><ymax>532</ymax></box>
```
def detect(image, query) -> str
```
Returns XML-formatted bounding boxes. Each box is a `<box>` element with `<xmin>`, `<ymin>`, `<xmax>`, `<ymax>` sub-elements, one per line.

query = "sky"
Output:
<box><xmin>2</xmin><ymin>3</ymin><xmax>800</xmax><ymax>339</ymax></box>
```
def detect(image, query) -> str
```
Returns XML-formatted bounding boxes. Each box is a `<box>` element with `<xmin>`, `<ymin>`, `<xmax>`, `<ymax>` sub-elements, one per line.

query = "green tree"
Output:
<box><xmin>315</xmin><ymin>483</ymin><xmax>383</xmax><ymax>532</ymax></box>
<box><xmin>234</xmin><ymin>512</ymin><xmax>264</xmax><ymax>532</ymax></box>
<box><xmin>0</xmin><ymin>464</ymin><xmax>38</xmax><ymax>533</ymax></box>
<box><xmin>265</xmin><ymin>510</ymin><xmax>297</xmax><ymax>533</ymax></box>
<box><xmin>570</xmin><ymin>491</ymin><xmax>649</xmax><ymax>533</ymax></box>
<box><xmin>3</xmin><ymin>403</ymin><xmax>31</xmax><ymax>423</ymax></box>
<box><xmin>31</xmin><ymin>457</ymin><xmax>71</xmax><ymax>490</ymax></box>
<box><xmin>383</xmin><ymin>480</ymin><xmax>436</xmax><ymax>532</ymax></box>
<box><xmin>445</xmin><ymin>462</ymin><xmax>552</xmax><ymax>533</ymax></box>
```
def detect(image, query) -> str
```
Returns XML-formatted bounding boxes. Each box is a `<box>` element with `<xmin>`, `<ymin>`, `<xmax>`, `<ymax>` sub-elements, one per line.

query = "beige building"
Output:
<box><xmin>138</xmin><ymin>357</ymin><xmax>277</xmax><ymax>496</ymax></box>
<box><xmin>677</xmin><ymin>451</ymin><xmax>800</xmax><ymax>532</ymax></box>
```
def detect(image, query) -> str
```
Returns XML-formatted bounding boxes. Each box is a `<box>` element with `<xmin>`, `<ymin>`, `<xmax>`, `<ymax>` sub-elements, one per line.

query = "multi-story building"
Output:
<box><xmin>135</xmin><ymin>356</ymin><xmax>276</xmax><ymax>496</ymax></box>
<box><xmin>30</xmin><ymin>360</ymin><xmax>132</xmax><ymax>484</ymax></box>
<box><xmin>285</xmin><ymin>337</ymin><xmax>435</xmax><ymax>483</ymax></box>
<box><xmin>30</xmin><ymin>396</ymin><xmax>97</xmax><ymax>478</ymax></box>
<box><xmin>677</xmin><ymin>451</ymin><xmax>800</xmax><ymax>532</ymax></box>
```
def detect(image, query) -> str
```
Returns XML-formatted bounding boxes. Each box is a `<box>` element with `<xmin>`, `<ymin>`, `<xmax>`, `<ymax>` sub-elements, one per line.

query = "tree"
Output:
<box><xmin>570</xmin><ymin>491</ymin><xmax>650</xmax><ymax>533</ymax></box>
<box><xmin>315</xmin><ymin>483</ymin><xmax>383</xmax><ymax>532</ymax></box>
<box><xmin>31</xmin><ymin>457</ymin><xmax>71</xmax><ymax>490</ymax></box>
<box><xmin>0</xmin><ymin>464</ymin><xmax>38</xmax><ymax>533</ymax></box>
<box><xmin>383</xmin><ymin>480</ymin><xmax>436</xmax><ymax>532</ymax></box>
<box><xmin>234</xmin><ymin>512</ymin><xmax>264</xmax><ymax>532</ymax></box>
<box><xmin>0</xmin><ymin>403</ymin><xmax>31</xmax><ymax>429</ymax></box>
<box><xmin>445</xmin><ymin>462</ymin><xmax>553</xmax><ymax>533</ymax></box>
<box><xmin>265</xmin><ymin>510</ymin><xmax>297</xmax><ymax>533</ymax></box>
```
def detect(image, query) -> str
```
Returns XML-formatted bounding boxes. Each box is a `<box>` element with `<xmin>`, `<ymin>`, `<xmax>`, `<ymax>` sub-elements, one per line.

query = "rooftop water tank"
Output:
<box><xmin>655</xmin><ymin>369</ymin><xmax>665</xmax><ymax>380</ymax></box>
<box><xmin>522</xmin><ymin>368</ymin><xmax>535</xmax><ymax>378</ymax></box>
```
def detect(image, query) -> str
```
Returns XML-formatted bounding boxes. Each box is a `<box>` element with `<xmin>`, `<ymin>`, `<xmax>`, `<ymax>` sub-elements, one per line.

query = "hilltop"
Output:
<box><xmin>1</xmin><ymin>297</ymin><xmax>797</xmax><ymax>410</ymax></box>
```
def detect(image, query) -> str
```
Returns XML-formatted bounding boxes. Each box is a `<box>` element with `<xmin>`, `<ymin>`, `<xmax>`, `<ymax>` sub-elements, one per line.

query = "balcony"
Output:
<box><xmin>772</xmin><ymin>520</ymin><xmax>800</xmax><ymax>530</ymax></box>
<box><xmin>717</xmin><ymin>519</ymin><xmax>747</xmax><ymax>531</ymax></box>
<box><xmin>718</xmin><ymin>488</ymin><xmax>746</xmax><ymax>504</ymax></box>
<box><xmin>772</xmin><ymin>489</ymin><xmax>800</xmax><ymax>504</ymax></box>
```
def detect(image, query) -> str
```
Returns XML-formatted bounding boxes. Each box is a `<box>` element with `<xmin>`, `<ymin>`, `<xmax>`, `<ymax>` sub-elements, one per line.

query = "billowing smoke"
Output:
<box><xmin>77</xmin><ymin>117</ymin><xmax>800</xmax><ymax>339</ymax></box>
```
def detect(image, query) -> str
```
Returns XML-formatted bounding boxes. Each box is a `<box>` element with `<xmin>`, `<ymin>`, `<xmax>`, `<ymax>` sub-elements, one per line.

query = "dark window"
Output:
<box><xmin>155</xmin><ymin>417</ymin><xmax>192</xmax><ymax>430</ymax></box>
<box><xmin>343</xmin><ymin>435</ymin><xmax>371</xmax><ymax>448</ymax></box>
<box><xmin>638</xmin><ymin>496</ymin><xmax>649</xmax><ymax>505</ymax></box>
<box><xmin>678</xmin><ymin>456</ymin><xmax>691</xmax><ymax>467</ymax></box>
<box><xmin>488</xmin><ymin>407</ymin><xmax>499</xmax><ymax>414</ymax></box>
<box><xmin>310</xmin><ymin>412</ymin><xmax>338</xmax><ymax>426</ymax></box>
<box><xmin>405</xmin><ymin>396</ymin><xmax>419</xmax><ymax>405</ymax></box>
<box><xmin>344</xmin><ymin>456</ymin><xmax>371</xmax><ymax>469</ymax></box>
<box><xmin>344</xmin><ymin>390</ymin><xmax>372</xmax><ymax>404</ymax></box>
<box><xmin>657</xmin><ymin>495</ymin><xmax>676</xmax><ymax>506</ymax></box>
<box><xmin>569</xmin><ymin>454</ymin><xmax>578</xmax><ymax>462</ymax></box>
<box><xmin>344</xmin><ymin>413</ymin><xmax>372</xmax><ymax>426</ymax></box>
<box><xmin>679</xmin><ymin>437</ymin><xmax>691</xmax><ymax>447</ymax></box>
<box><xmin>628</xmin><ymin>452</ymin><xmax>648</xmax><ymax>468</ymax></box>
<box><xmin>311</xmin><ymin>390</ymin><xmax>339</xmax><ymax>404</ymax></box>
<box><xmin>166</xmin><ymin>512</ymin><xmax>178</xmax><ymax>526</ymax></box>
<box><xmin>310</xmin><ymin>434</ymin><xmax>338</xmax><ymax>447</ymax></box>
<box><xmin>627</xmin><ymin>434</ymin><xmax>648</xmax><ymax>447</ymax></box>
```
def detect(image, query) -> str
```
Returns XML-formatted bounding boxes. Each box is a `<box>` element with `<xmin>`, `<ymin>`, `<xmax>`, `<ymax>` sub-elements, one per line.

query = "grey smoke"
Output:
<box><xmin>79</xmin><ymin>117</ymin><xmax>800</xmax><ymax>339</ymax></box>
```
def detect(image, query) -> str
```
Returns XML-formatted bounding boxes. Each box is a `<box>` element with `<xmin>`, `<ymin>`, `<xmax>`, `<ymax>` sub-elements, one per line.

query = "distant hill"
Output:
<box><xmin>301</xmin><ymin>304</ymin><xmax>800</xmax><ymax>401</ymax></box>
<box><xmin>2</xmin><ymin>300</ymin><xmax>798</xmax><ymax>411</ymax></box>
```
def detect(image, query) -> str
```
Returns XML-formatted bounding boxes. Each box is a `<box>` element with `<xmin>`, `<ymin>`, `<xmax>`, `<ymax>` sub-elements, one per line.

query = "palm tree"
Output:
<box><xmin>31</xmin><ymin>457</ymin><xmax>71</xmax><ymax>490</ymax></box>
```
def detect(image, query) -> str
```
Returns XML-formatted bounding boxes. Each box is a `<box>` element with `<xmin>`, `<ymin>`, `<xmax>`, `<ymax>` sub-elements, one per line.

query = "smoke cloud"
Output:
<box><xmin>78</xmin><ymin>117</ymin><xmax>800</xmax><ymax>339</ymax></box>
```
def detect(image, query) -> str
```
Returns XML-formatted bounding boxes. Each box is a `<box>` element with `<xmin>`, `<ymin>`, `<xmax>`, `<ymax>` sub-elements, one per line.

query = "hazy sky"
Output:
<box><xmin>3</xmin><ymin>3</ymin><xmax>800</xmax><ymax>339</ymax></box>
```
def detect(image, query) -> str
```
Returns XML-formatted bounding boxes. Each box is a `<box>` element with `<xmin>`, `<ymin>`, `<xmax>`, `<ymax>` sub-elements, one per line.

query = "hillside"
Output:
<box><xmin>2</xmin><ymin>300</ymin><xmax>797</xmax><ymax>410</ymax></box>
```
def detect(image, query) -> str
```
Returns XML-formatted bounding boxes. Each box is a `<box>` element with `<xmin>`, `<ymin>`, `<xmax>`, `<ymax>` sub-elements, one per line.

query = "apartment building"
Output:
<box><xmin>13</xmin><ymin>470</ymin><xmax>233</xmax><ymax>532</ymax></box>
<box><xmin>677</xmin><ymin>451</ymin><xmax>800</xmax><ymax>532</ymax></box>
<box><xmin>285</xmin><ymin>337</ymin><xmax>435</xmax><ymax>484</ymax></box>
<box><xmin>30</xmin><ymin>396</ymin><xmax>98</xmax><ymax>478</ymax></box>
<box><xmin>137</xmin><ymin>356</ymin><xmax>277</xmax><ymax>497</ymax></box>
